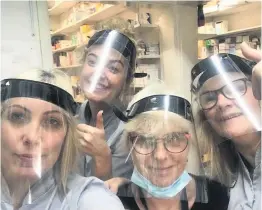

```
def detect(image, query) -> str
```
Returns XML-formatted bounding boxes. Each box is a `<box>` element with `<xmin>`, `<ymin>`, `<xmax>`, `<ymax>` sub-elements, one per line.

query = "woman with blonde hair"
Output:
<box><xmin>1</xmin><ymin>69</ymin><xmax>125</xmax><ymax>209</ymax></box>
<box><xmin>106</xmin><ymin>83</ymin><xmax>229</xmax><ymax>210</ymax></box>
<box><xmin>190</xmin><ymin>43</ymin><xmax>261</xmax><ymax>210</ymax></box>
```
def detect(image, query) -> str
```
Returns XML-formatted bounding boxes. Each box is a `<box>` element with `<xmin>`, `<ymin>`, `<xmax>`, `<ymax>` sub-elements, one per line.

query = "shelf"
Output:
<box><xmin>198</xmin><ymin>33</ymin><xmax>217</xmax><ymax>40</ymax></box>
<box><xmin>204</xmin><ymin>2</ymin><xmax>260</xmax><ymax>18</ymax></box>
<box><xmin>75</xmin><ymin>41</ymin><xmax>89</xmax><ymax>50</ymax></box>
<box><xmin>137</xmin><ymin>55</ymin><xmax>160</xmax><ymax>59</ymax></box>
<box><xmin>198</xmin><ymin>25</ymin><xmax>261</xmax><ymax>40</ymax></box>
<box><xmin>48</xmin><ymin>1</ymin><xmax>78</xmax><ymax>16</ymax></box>
<box><xmin>52</xmin><ymin>45</ymin><xmax>77</xmax><ymax>53</ymax></box>
<box><xmin>55</xmin><ymin>64</ymin><xmax>82</xmax><ymax>70</ymax></box>
<box><xmin>134</xmin><ymin>24</ymin><xmax>159</xmax><ymax>32</ymax></box>
<box><xmin>51</xmin><ymin>3</ymin><xmax>127</xmax><ymax>36</ymax></box>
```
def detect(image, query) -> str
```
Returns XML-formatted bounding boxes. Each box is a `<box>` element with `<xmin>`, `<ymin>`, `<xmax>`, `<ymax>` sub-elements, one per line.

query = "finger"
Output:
<box><xmin>252</xmin><ymin>61</ymin><xmax>262</xmax><ymax>100</ymax></box>
<box><xmin>241</xmin><ymin>42</ymin><xmax>262</xmax><ymax>62</ymax></box>
<box><xmin>77</xmin><ymin>124</ymin><xmax>100</xmax><ymax>134</ymax></box>
<box><xmin>96</xmin><ymin>110</ymin><xmax>104</xmax><ymax>130</ymax></box>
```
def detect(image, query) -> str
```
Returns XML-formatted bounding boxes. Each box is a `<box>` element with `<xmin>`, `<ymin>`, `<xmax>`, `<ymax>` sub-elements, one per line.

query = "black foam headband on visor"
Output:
<box><xmin>86</xmin><ymin>29</ymin><xmax>136</xmax><ymax>71</ymax></box>
<box><xmin>191</xmin><ymin>53</ymin><xmax>256</xmax><ymax>93</ymax></box>
<box><xmin>1</xmin><ymin>79</ymin><xmax>77</xmax><ymax>115</ymax></box>
<box><xmin>113</xmin><ymin>94</ymin><xmax>192</xmax><ymax>122</ymax></box>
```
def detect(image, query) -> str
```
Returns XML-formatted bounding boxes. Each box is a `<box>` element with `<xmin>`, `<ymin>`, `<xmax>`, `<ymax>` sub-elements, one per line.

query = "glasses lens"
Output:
<box><xmin>131</xmin><ymin>134</ymin><xmax>155</xmax><ymax>155</ymax></box>
<box><xmin>199</xmin><ymin>91</ymin><xmax>217</xmax><ymax>110</ymax></box>
<box><xmin>164</xmin><ymin>133</ymin><xmax>188</xmax><ymax>153</ymax></box>
<box><xmin>223</xmin><ymin>79</ymin><xmax>247</xmax><ymax>99</ymax></box>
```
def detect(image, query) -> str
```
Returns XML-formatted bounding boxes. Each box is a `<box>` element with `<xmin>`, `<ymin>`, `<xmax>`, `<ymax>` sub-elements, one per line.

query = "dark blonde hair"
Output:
<box><xmin>2</xmin><ymin>69</ymin><xmax>79</xmax><ymax>194</ymax></box>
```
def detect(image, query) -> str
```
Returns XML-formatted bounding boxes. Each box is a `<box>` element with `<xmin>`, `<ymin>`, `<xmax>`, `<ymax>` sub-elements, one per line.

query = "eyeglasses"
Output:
<box><xmin>129</xmin><ymin>132</ymin><xmax>189</xmax><ymax>155</ymax></box>
<box><xmin>199</xmin><ymin>79</ymin><xmax>250</xmax><ymax>110</ymax></box>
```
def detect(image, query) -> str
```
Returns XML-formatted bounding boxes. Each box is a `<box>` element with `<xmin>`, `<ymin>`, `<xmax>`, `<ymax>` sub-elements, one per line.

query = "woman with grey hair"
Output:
<box><xmin>106</xmin><ymin>83</ymin><xmax>229</xmax><ymax>210</ymax></box>
<box><xmin>1</xmin><ymin>69</ymin><xmax>125</xmax><ymax>210</ymax></box>
<box><xmin>190</xmin><ymin>43</ymin><xmax>261</xmax><ymax>210</ymax></box>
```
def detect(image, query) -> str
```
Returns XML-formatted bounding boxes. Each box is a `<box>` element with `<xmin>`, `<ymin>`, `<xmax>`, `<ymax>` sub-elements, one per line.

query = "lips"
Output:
<box><xmin>218</xmin><ymin>113</ymin><xmax>243</xmax><ymax>121</ymax></box>
<box><xmin>16</xmin><ymin>154</ymin><xmax>44</xmax><ymax>167</ymax></box>
<box><xmin>149</xmin><ymin>166</ymin><xmax>174</xmax><ymax>176</ymax></box>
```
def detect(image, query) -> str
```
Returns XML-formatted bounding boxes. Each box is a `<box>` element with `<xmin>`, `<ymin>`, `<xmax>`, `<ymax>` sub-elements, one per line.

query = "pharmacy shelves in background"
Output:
<box><xmin>198</xmin><ymin>25</ymin><xmax>261</xmax><ymax>40</ymax></box>
<box><xmin>50</xmin><ymin>3</ymin><xmax>127</xmax><ymax>36</ymax></box>
<box><xmin>48</xmin><ymin>1</ymin><xmax>79</xmax><ymax>16</ymax></box>
<box><xmin>55</xmin><ymin>64</ymin><xmax>82</xmax><ymax>70</ymax></box>
<box><xmin>52</xmin><ymin>45</ymin><xmax>77</xmax><ymax>53</ymax></box>
<box><xmin>137</xmin><ymin>55</ymin><xmax>160</xmax><ymax>59</ymax></box>
<box><xmin>134</xmin><ymin>24</ymin><xmax>159</xmax><ymax>33</ymax></box>
<box><xmin>204</xmin><ymin>2</ymin><xmax>260</xmax><ymax>18</ymax></box>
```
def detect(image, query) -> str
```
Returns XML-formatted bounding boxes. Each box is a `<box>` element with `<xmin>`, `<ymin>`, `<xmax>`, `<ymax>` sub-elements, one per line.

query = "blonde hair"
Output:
<box><xmin>2</xmin><ymin>69</ymin><xmax>78</xmax><ymax>194</ymax></box>
<box><xmin>123</xmin><ymin>82</ymin><xmax>203</xmax><ymax>175</ymax></box>
<box><xmin>192</xmin><ymin>95</ymin><xmax>238</xmax><ymax>186</ymax></box>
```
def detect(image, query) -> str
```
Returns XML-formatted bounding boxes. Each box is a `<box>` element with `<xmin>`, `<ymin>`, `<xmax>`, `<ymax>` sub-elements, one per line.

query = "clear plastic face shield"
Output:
<box><xmin>113</xmin><ymin>83</ymin><xmax>207</xmax><ymax>207</ymax></box>
<box><xmin>80</xmin><ymin>29</ymin><xmax>136</xmax><ymax>108</ymax></box>
<box><xmin>1</xmin><ymin>79</ymin><xmax>76</xmax><ymax>205</ymax></box>
<box><xmin>191</xmin><ymin>54</ymin><xmax>261</xmax><ymax>141</ymax></box>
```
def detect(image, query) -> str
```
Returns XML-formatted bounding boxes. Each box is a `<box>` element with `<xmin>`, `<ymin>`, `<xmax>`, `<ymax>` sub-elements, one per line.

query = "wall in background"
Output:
<box><xmin>1</xmin><ymin>1</ymin><xmax>52</xmax><ymax>79</ymax></box>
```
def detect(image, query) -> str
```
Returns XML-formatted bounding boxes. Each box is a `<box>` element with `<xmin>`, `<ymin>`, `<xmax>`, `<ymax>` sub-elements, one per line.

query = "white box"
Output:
<box><xmin>215</xmin><ymin>20</ymin><xmax>228</xmax><ymax>34</ymax></box>
<box><xmin>242</xmin><ymin>35</ymin><xmax>250</xmax><ymax>43</ymax></box>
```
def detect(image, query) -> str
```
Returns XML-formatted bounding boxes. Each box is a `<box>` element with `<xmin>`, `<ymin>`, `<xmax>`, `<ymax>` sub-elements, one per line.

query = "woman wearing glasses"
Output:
<box><xmin>107</xmin><ymin>83</ymin><xmax>229</xmax><ymax>210</ymax></box>
<box><xmin>191</xmin><ymin>44</ymin><xmax>261</xmax><ymax>210</ymax></box>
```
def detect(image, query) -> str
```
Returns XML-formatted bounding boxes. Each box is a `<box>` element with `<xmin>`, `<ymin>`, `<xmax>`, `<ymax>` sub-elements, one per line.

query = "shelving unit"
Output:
<box><xmin>51</xmin><ymin>4</ymin><xmax>127</xmax><ymax>36</ymax></box>
<box><xmin>198</xmin><ymin>1</ymin><xmax>261</xmax><ymax>60</ymax></box>
<box><xmin>55</xmin><ymin>64</ymin><xmax>82</xmax><ymax>70</ymax></box>
<box><xmin>199</xmin><ymin>25</ymin><xmax>261</xmax><ymax>40</ymax></box>
<box><xmin>52</xmin><ymin>45</ymin><xmax>77</xmax><ymax>53</ymax></box>
<box><xmin>48</xmin><ymin>1</ymin><xmax>163</xmax><ymax>101</ymax></box>
<box><xmin>137</xmin><ymin>55</ymin><xmax>160</xmax><ymax>59</ymax></box>
<box><xmin>48</xmin><ymin>1</ymin><xmax>78</xmax><ymax>16</ymax></box>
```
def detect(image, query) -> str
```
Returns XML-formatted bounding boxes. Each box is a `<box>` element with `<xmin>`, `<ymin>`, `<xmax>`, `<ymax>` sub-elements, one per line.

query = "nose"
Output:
<box><xmin>216</xmin><ymin>92</ymin><xmax>233</xmax><ymax>109</ymax></box>
<box><xmin>153</xmin><ymin>142</ymin><xmax>168</xmax><ymax>162</ymax></box>
<box><xmin>21</xmin><ymin>122</ymin><xmax>41</xmax><ymax>147</ymax></box>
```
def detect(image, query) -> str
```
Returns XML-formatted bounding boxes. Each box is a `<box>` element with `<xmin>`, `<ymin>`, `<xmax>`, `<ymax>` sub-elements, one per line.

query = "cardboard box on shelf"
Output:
<box><xmin>59</xmin><ymin>40</ymin><xmax>72</xmax><ymax>48</ymax></box>
<box><xmin>59</xmin><ymin>2</ymin><xmax>103</xmax><ymax>28</ymax></box>
<box><xmin>215</xmin><ymin>20</ymin><xmax>228</xmax><ymax>35</ymax></box>
<box><xmin>198</xmin><ymin>22</ymin><xmax>216</xmax><ymax>34</ymax></box>
<box><xmin>236</xmin><ymin>36</ymin><xmax>243</xmax><ymax>43</ymax></box>
<box><xmin>242</xmin><ymin>35</ymin><xmax>250</xmax><ymax>43</ymax></box>
<box><xmin>219</xmin><ymin>43</ymin><xmax>230</xmax><ymax>50</ymax></box>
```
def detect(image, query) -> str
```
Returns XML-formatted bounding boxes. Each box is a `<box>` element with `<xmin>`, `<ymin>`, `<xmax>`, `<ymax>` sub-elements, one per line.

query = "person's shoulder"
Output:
<box><xmin>67</xmin><ymin>173</ymin><xmax>125</xmax><ymax>209</ymax></box>
<box><xmin>192</xmin><ymin>175</ymin><xmax>229</xmax><ymax>210</ymax></box>
<box><xmin>117</xmin><ymin>183</ymin><xmax>142</xmax><ymax>210</ymax></box>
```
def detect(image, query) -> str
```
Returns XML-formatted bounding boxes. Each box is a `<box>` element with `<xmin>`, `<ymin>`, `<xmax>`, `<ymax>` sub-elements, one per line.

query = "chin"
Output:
<box><xmin>84</xmin><ymin>92</ymin><xmax>107</xmax><ymax>102</ymax></box>
<box><xmin>219</xmin><ymin>124</ymin><xmax>258</xmax><ymax>140</ymax></box>
<box><xmin>150</xmin><ymin>177</ymin><xmax>175</xmax><ymax>188</ymax></box>
<box><xmin>14</xmin><ymin>168</ymin><xmax>42</xmax><ymax>180</ymax></box>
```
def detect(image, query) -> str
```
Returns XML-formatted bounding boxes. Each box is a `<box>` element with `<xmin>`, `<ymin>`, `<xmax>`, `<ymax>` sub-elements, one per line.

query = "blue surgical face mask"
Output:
<box><xmin>131</xmin><ymin>167</ymin><xmax>192</xmax><ymax>199</ymax></box>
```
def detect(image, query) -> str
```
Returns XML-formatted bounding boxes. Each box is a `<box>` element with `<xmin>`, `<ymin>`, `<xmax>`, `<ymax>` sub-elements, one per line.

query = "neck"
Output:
<box><xmin>3</xmin><ymin>172</ymin><xmax>35</xmax><ymax>209</ymax></box>
<box><xmin>233</xmin><ymin>132</ymin><xmax>261</xmax><ymax>167</ymax></box>
<box><xmin>146</xmin><ymin>197</ymin><xmax>180</xmax><ymax>210</ymax></box>
<box><xmin>89</xmin><ymin>100</ymin><xmax>110</xmax><ymax>120</ymax></box>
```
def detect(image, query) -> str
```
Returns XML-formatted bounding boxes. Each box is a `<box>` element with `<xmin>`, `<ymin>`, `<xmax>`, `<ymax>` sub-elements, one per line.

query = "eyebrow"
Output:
<box><xmin>7</xmin><ymin>104</ymin><xmax>30</xmax><ymax>113</ymax></box>
<box><xmin>7</xmin><ymin>104</ymin><xmax>61</xmax><ymax>115</ymax></box>
<box><xmin>87</xmin><ymin>53</ymin><xmax>124</xmax><ymax>68</ymax></box>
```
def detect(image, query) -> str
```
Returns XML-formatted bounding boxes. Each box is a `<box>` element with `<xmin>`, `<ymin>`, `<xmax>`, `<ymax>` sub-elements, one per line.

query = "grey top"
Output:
<box><xmin>77</xmin><ymin>101</ymin><xmax>133</xmax><ymax>178</ymax></box>
<box><xmin>1</xmin><ymin>170</ymin><xmax>125</xmax><ymax>210</ymax></box>
<box><xmin>228</xmin><ymin>146</ymin><xmax>261</xmax><ymax>210</ymax></box>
